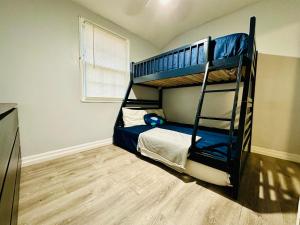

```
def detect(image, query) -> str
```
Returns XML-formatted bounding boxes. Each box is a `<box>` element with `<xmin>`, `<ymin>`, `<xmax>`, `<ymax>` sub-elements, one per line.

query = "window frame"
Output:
<box><xmin>79</xmin><ymin>17</ymin><xmax>130</xmax><ymax>103</ymax></box>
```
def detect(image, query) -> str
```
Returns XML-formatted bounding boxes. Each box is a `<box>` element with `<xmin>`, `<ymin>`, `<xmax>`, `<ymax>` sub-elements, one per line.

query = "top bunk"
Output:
<box><xmin>131</xmin><ymin>17</ymin><xmax>256</xmax><ymax>88</ymax></box>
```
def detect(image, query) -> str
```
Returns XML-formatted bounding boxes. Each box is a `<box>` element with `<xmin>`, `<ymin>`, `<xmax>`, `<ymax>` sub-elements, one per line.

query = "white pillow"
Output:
<box><xmin>122</xmin><ymin>108</ymin><xmax>166</xmax><ymax>127</ymax></box>
<box><xmin>122</xmin><ymin>108</ymin><xmax>147</xmax><ymax>127</ymax></box>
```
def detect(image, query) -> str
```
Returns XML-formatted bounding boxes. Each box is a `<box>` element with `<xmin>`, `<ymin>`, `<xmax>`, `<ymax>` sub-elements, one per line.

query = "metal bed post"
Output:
<box><xmin>227</xmin><ymin>55</ymin><xmax>244</xmax><ymax>162</ymax></box>
<box><xmin>247</xmin><ymin>17</ymin><xmax>256</xmax><ymax>63</ymax></box>
<box><xmin>231</xmin><ymin>16</ymin><xmax>256</xmax><ymax>198</ymax></box>
<box><xmin>113</xmin><ymin>62</ymin><xmax>134</xmax><ymax>131</ymax></box>
<box><xmin>158</xmin><ymin>88</ymin><xmax>163</xmax><ymax>109</ymax></box>
<box><xmin>247</xmin><ymin>51</ymin><xmax>258</xmax><ymax>153</ymax></box>
<box><xmin>231</xmin><ymin>63</ymin><xmax>250</xmax><ymax>198</ymax></box>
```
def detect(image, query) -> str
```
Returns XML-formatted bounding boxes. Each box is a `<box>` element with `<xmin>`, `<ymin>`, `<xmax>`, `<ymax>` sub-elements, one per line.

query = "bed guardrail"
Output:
<box><xmin>132</xmin><ymin>37</ymin><xmax>211</xmax><ymax>82</ymax></box>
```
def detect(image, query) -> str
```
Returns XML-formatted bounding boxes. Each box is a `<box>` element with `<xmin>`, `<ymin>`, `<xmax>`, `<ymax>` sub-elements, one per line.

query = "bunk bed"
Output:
<box><xmin>113</xmin><ymin>17</ymin><xmax>258</xmax><ymax>198</ymax></box>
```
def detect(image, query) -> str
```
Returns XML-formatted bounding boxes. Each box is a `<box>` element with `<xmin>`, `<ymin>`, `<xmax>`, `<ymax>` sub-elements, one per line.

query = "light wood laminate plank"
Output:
<box><xmin>18</xmin><ymin>145</ymin><xmax>300</xmax><ymax>225</ymax></box>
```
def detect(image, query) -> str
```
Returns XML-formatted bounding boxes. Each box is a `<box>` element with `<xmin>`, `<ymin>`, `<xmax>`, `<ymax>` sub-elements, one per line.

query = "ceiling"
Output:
<box><xmin>73</xmin><ymin>0</ymin><xmax>260</xmax><ymax>48</ymax></box>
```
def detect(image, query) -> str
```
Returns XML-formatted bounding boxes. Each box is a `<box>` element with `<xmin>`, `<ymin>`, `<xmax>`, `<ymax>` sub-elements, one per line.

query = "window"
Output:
<box><xmin>79</xmin><ymin>17</ymin><xmax>129</xmax><ymax>102</ymax></box>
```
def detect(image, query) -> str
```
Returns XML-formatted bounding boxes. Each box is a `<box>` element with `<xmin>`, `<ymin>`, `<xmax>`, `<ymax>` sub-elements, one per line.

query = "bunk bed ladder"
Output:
<box><xmin>191</xmin><ymin>55</ymin><xmax>244</xmax><ymax>149</ymax></box>
<box><xmin>191</xmin><ymin>61</ymin><xmax>210</xmax><ymax>147</ymax></box>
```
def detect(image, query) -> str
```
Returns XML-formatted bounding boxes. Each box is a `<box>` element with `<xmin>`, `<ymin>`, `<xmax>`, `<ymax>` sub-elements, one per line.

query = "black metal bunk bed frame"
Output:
<box><xmin>114</xmin><ymin>17</ymin><xmax>258</xmax><ymax>199</ymax></box>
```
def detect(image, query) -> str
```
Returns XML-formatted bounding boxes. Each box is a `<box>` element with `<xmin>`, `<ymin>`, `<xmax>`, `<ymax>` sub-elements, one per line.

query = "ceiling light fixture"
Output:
<box><xmin>160</xmin><ymin>0</ymin><xmax>171</xmax><ymax>5</ymax></box>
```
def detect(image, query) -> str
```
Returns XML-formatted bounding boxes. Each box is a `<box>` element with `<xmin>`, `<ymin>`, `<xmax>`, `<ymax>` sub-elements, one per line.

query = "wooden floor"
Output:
<box><xmin>18</xmin><ymin>145</ymin><xmax>300</xmax><ymax>225</ymax></box>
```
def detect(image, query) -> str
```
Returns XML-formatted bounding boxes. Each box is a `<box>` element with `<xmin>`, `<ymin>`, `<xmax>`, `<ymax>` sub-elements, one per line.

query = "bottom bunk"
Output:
<box><xmin>113</xmin><ymin>122</ymin><xmax>239</xmax><ymax>187</ymax></box>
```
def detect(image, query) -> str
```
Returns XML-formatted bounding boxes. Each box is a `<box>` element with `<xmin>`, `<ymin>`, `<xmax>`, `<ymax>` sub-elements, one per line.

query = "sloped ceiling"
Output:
<box><xmin>73</xmin><ymin>0</ymin><xmax>260</xmax><ymax>48</ymax></box>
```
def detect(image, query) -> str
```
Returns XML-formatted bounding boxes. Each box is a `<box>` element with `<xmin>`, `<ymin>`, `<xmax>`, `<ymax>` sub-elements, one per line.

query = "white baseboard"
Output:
<box><xmin>22</xmin><ymin>138</ymin><xmax>112</xmax><ymax>167</ymax></box>
<box><xmin>22</xmin><ymin>141</ymin><xmax>299</xmax><ymax>167</ymax></box>
<box><xmin>251</xmin><ymin>145</ymin><xmax>300</xmax><ymax>163</ymax></box>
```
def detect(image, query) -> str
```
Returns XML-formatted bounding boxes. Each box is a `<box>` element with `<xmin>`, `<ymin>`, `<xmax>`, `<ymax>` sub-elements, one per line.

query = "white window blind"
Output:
<box><xmin>80</xmin><ymin>18</ymin><xmax>129</xmax><ymax>102</ymax></box>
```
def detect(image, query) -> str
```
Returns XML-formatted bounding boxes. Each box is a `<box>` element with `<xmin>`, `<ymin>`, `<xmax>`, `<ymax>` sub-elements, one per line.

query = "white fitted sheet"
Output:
<box><xmin>184</xmin><ymin>160</ymin><xmax>231</xmax><ymax>186</ymax></box>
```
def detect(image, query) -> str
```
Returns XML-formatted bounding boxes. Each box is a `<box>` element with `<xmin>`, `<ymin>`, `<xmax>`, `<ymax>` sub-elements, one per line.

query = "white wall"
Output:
<box><xmin>0</xmin><ymin>0</ymin><xmax>159</xmax><ymax>157</ymax></box>
<box><xmin>163</xmin><ymin>83</ymin><xmax>242</xmax><ymax>129</ymax></box>
<box><xmin>161</xmin><ymin>0</ymin><xmax>300</xmax><ymax>154</ymax></box>
<box><xmin>164</xmin><ymin>0</ymin><xmax>300</xmax><ymax>58</ymax></box>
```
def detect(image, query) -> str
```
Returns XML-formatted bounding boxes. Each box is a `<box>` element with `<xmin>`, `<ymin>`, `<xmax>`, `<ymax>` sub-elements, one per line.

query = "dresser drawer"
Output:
<box><xmin>0</xmin><ymin>109</ymin><xmax>18</xmax><ymax>192</ymax></box>
<box><xmin>0</xmin><ymin>130</ymin><xmax>20</xmax><ymax>225</ymax></box>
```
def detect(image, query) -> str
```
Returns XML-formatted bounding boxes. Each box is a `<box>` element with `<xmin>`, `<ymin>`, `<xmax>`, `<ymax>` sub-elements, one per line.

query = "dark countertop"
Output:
<box><xmin>0</xmin><ymin>103</ymin><xmax>17</xmax><ymax>116</ymax></box>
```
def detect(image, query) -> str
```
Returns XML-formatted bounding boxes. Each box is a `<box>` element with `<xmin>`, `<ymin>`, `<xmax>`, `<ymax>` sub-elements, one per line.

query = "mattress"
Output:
<box><xmin>114</xmin><ymin>123</ymin><xmax>238</xmax><ymax>161</ymax></box>
<box><xmin>135</xmin><ymin>33</ymin><xmax>248</xmax><ymax>77</ymax></box>
<box><xmin>114</xmin><ymin>122</ymin><xmax>235</xmax><ymax>186</ymax></box>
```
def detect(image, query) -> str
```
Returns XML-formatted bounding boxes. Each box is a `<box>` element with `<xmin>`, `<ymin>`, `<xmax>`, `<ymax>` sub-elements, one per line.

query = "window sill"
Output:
<box><xmin>81</xmin><ymin>97</ymin><xmax>123</xmax><ymax>103</ymax></box>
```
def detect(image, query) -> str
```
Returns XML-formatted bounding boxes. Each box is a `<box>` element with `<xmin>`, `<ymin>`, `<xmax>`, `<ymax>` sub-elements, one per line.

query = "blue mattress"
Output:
<box><xmin>212</xmin><ymin>33</ymin><xmax>248</xmax><ymax>61</ymax></box>
<box><xmin>114</xmin><ymin>123</ymin><xmax>238</xmax><ymax>161</ymax></box>
<box><xmin>135</xmin><ymin>33</ymin><xmax>248</xmax><ymax>75</ymax></box>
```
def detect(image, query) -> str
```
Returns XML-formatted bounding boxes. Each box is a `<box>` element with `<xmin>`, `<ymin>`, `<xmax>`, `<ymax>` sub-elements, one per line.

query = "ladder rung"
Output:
<box><xmin>204</xmin><ymin>88</ymin><xmax>236</xmax><ymax>93</ymax></box>
<box><xmin>198</xmin><ymin>116</ymin><xmax>231</xmax><ymax>121</ymax></box>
